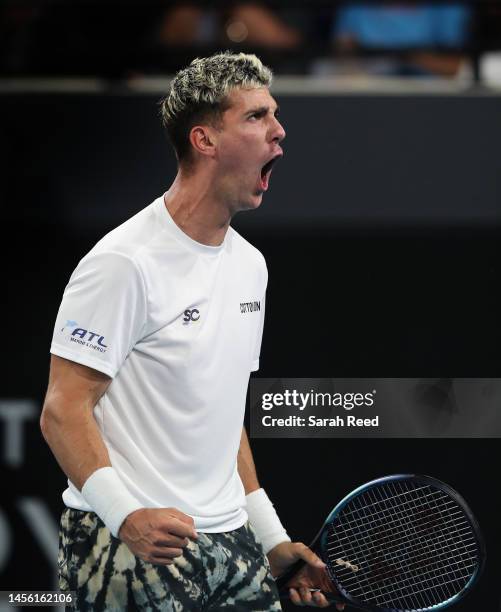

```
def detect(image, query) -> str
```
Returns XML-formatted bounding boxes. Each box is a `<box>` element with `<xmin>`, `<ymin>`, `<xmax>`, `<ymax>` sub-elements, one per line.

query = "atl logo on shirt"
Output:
<box><xmin>61</xmin><ymin>320</ymin><xmax>108</xmax><ymax>352</ymax></box>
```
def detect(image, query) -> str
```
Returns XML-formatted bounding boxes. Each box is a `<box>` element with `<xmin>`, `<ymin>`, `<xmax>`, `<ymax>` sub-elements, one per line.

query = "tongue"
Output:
<box><xmin>260</xmin><ymin>170</ymin><xmax>270</xmax><ymax>191</ymax></box>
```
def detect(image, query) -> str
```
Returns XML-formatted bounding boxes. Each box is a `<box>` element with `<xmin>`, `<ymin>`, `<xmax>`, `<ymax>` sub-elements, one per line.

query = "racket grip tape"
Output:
<box><xmin>275</xmin><ymin>558</ymin><xmax>306</xmax><ymax>594</ymax></box>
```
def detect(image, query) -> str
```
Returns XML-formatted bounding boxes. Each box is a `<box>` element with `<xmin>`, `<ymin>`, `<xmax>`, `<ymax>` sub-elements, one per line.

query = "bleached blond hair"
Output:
<box><xmin>160</xmin><ymin>51</ymin><xmax>273</xmax><ymax>165</ymax></box>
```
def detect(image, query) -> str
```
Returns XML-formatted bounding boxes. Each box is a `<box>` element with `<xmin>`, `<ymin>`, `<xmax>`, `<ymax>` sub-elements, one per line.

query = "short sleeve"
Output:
<box><xmin>50</xmin><ymin>251</ymin><xmax>147</xmax><ymax>378</ymax></box>
<box><xmin>251</xmin><ymin>262</ymin><xmax>268</xmax><ymax>372</ymax></box>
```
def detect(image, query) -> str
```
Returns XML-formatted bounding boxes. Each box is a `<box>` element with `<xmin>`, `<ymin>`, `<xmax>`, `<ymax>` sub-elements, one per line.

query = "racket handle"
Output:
<box><xmin>275</xmin><ymin>558</ymin><xmax>306</xmax><ymax>593</ymax></box>
<box><xmin>275</xmin><ymin>559</ymin><xmax>347</xmax><ymax>606</ymax></box>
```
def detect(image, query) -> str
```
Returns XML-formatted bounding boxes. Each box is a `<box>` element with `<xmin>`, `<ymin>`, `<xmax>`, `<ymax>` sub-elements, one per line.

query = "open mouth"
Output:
<box><xmin>260</xmin><ymin>154</ymin><xmax>282</xmax><ymax>191</ymax></box>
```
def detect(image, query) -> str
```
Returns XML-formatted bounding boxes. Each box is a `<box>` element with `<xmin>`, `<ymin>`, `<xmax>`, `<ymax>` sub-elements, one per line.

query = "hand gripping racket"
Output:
<box><xmin>277</xmin><ymin>475</ymin><xmax>485</xmax><ymax>611</ymax></box>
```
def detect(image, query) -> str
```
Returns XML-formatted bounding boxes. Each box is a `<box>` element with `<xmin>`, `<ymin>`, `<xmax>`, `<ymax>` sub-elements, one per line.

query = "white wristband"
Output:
<box><xmin>81</xmin><ymin>467</ymin><xmax>143</xmax><ymax>538</ymax></box>
<box><xmin>245</xmin><ymin>488</ymin><xmax>291</xmax><ymax>554</ymax></box>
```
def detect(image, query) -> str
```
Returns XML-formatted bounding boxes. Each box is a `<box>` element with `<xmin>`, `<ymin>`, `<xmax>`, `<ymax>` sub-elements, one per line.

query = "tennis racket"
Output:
<box><xmin>277</xmin><ymin>474</ymin><xmax>485</xmax><ymax>611</ymax></box>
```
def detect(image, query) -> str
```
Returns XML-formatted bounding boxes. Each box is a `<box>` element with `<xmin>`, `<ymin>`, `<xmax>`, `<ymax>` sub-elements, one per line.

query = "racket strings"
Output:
<box><xmin>329</xmin><ymin>484</ymin><xmax>475</xmax><ymax>609</ymax></box>
<box><xmin>326</xmin><ymin>480</ymin><xmax>480</xmax><ymax>611</ymax></box>
<box><xmin>333</xmin><ymin>485</ymin><xmax>471</xmax><ymax>579</ymax></box>
<box><xmin>334</xmin><ymin>485</ymin><xmax>453</xmax><ymax>523</ymax></box>
<box><xmin>329</xmin><ymin>530</ymin><xmax>477</xmax><ymax>579</ymax></box>
<box><xmin>328</xmin><ymin>493</ymin><xmax>473</xmax><ymax>575</ymax></box>
<box><xmin>328</xmin><ymin>498</ymin><xmax>474</xmax><ymax>563</ymax></box>
<box><xmin>334</xmin><ymin>483</ymin><xmax>475</xmax><ymax>607</ymax></box>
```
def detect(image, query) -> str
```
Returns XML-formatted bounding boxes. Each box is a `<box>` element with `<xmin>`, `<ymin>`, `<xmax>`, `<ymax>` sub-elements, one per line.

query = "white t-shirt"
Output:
<box><xmin>50</xmin><ymin>195</ymin><xmax>267</xmax><ymax>532</ymax></box>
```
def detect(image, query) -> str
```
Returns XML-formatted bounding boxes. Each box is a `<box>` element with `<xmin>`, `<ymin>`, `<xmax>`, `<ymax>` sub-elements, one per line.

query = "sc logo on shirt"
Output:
<box><xmin>183</xmin><ymin>308</ymin><xmax>200</xmax><ymax>325</ymax></box>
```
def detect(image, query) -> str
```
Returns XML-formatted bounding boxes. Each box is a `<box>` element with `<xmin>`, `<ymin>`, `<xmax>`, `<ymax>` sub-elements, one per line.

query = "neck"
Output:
<box><xmin>163</xmin><ymin>166</ymin><xmax>233</xmax><ymax>247</ymax></box>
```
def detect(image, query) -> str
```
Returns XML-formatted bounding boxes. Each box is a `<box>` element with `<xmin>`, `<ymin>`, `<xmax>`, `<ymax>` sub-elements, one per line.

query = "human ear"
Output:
<box><xmin>189</xmin><ymin>125</ymin><xmax>217</xmax><ymax>159</ymax></box>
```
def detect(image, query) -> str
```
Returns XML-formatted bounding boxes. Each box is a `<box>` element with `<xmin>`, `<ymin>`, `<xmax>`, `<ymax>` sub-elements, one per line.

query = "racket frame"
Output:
<box><xmin>277</xmin><ymin>474</ymin><xmax>485</xmax><ymax>611</ymax></box>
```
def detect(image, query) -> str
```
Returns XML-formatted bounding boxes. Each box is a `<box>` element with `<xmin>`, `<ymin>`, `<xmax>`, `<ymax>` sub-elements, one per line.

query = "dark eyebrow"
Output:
<box><xmin>245</xmin><ymin>105</ymin><xmax>280</xmax><ymax>118</ymax></box>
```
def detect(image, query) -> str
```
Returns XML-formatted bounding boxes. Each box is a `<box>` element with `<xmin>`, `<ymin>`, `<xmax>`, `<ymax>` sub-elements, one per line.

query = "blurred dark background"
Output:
<box><xmin>1</xmin><ymin>0</ymin><xmax>501</xmax><ymax>81</ymax></box>
<box><xmin>1</xmin><ymin>1</ymin><xmax>501</xmax><ymax>611</ymax></box>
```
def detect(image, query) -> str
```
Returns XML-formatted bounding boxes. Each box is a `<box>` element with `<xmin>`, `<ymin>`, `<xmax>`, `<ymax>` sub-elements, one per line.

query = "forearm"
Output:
<box><xmin>41</xmin><ymin>397</ymin><xmax>111</xmax><ymax>490</ymax></box>
<box><xmin>238</xmin><ymin>426</ymin><xmax>291</xmax><ymax>554</ymax></box>
<box><xmin>237</xmin><ymin>426</ymin><xmax>260</xmax><ymax>494</ymax></box>
<box><xmin>41</xmin><ymin>357</ymin><xmax>142</xmax><ymax>539</ymax></box>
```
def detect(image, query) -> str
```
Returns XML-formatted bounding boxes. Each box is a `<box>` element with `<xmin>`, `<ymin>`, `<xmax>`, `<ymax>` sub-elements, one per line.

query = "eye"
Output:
<box><xmin>248</xmin><ymin>110</ymin><xmax>266</xmax><ymax>121</ymax></box>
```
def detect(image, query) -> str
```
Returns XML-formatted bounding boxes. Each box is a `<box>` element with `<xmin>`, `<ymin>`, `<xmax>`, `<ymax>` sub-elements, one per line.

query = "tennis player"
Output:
<box><xmin>41</xmin><ymin>51</ymin><xmax>341</xmax><ymax>610</ymax></box>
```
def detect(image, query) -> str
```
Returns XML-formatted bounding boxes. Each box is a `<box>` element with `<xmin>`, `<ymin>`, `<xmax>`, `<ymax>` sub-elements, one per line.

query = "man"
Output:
<box><xmin>41</xmin><ymin>51</ymin><xmax>340</xmax><ymax>611</ymax></box>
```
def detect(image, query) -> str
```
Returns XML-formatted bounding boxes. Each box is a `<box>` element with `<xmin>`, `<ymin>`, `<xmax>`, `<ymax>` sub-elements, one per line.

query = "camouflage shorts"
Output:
<box><xmin>58</xmin><ymin>508</ymin><xmax>282</xmax><ymax>611</ymax></box>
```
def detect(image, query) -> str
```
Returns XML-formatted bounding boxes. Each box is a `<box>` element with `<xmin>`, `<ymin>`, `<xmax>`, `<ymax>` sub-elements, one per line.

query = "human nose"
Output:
<box><xmin>271</xmin><ymin>116</ymin><xmax>286</xmax><ymax>143</ymax></box>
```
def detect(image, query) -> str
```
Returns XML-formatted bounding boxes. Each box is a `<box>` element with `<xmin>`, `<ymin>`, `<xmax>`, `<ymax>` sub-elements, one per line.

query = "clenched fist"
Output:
<box><xmin>118</xmin><ymin>507</ymin><xmax>198</xmax><ymax>565</ymax></box>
